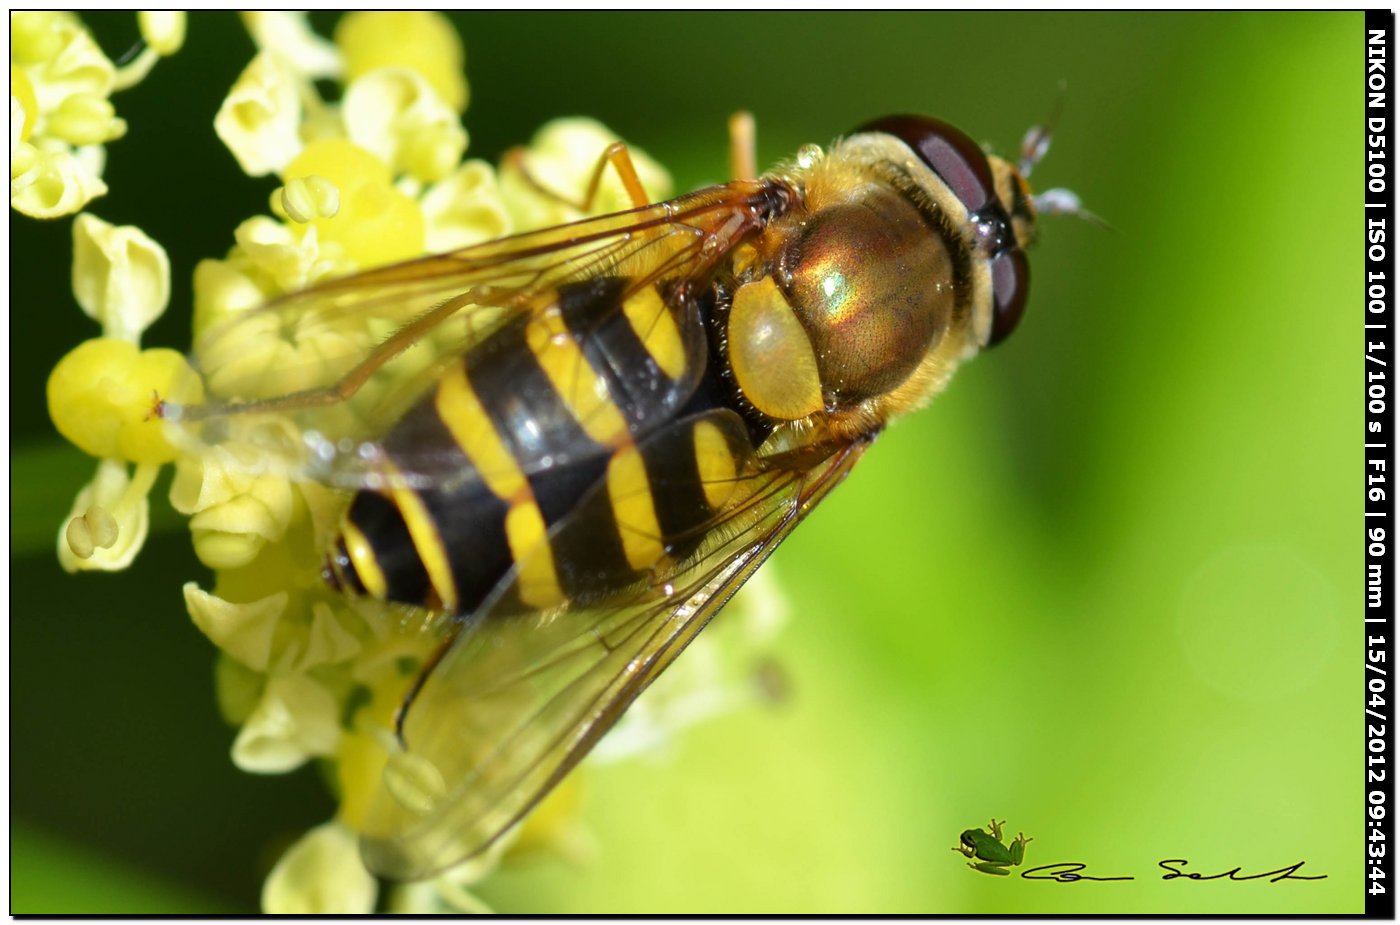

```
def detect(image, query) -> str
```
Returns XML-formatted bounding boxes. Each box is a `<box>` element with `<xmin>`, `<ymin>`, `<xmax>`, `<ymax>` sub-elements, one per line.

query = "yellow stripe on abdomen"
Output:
<box><xmin>434</xmin><ymin>366</ymin><xmax>529</xmax><ymax>502</ymax></box>
<box><xmin>606</xmin><ymin>440</ymin><xmax>665</xmax><ymax>571</ymax></box>
<box><xmin>504</xmin><ymin>499</ymin><xmax>565</xmax><ymax>610</ymax></box>
<box><xmin>620</xmin><ymin>284</ymin><xmax>687</xmax><ymax>381</ymax></box>
<box><xmin>526</xmin><ymin>308</ymin><xmax>630</xmax><ymax>447</ymax></box>
<box><xmin>693</xmin><ymin>417</ymin><xmax>740</xmax><ymax>511</ymax></box>
<box><xmin>341</xmin><ymin>519</ymin><xmax>388</xmax><ymax>600</ymax></box>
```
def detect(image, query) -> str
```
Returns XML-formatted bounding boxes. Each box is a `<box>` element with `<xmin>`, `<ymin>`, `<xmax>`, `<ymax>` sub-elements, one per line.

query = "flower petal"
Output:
<box><xmin>191</xmin><ymin>255</ymin><xmax>270</xmax><ymax>338</ymax></box>
<box><xmin>214</xmin><ymin>51</ymin><xmax>304</xmax><ymax>177</ymax></box>
<box><xmin>214</xmin><ymin>651</ymin><xmax>266</xmax><ymax>726</ymax></box>
<box><xmin>293</xmin><ymin>599</ymin><xmax>364</xmax><ymax>672</ymax></box>
<box><xmin>171</xmin><ymin>447</ymin><xmax>296</xmax><ymax>569</ymax></box>
<box><xmin>184</xmin><ymin>583</ymin><xmax>286</xmax><ymax>671</ymax></box>
<box><xmin>342</xmin><ymin>67</ymin><xmax>466</xmax><ymax>183</ymax></box>
<box><xmin>231</xmin><ymin>215</ymin><xmax>325</xmax><ymax>293</ymax></box>
<box><xmin>262</xmin><ymin>819</ymin><xmax>377</xmax><ymax>914</ymax></box>
<box><xmin>56</xmin><ymin>459</ymin><xmax>155</xmax><ymax>572</ymax></box>
<box><xmin>10</xmin><ymin>143</ymin><xmax>107</xmax><ymax>218</ymax></box>
<box><xmin>499</xmin><ymin>117</ymin><xmax>671</xmax><ymax>229</ymax></box>
<box><xmin>28</xmin><ymin>15</ymin><xmax>115</xmax><ymax>109</ymax></box>
<box><xmin>71</xmin><ymin>213</ymin><xmax>170</xmax><ymax>340</ymax></box>
<box><xmin>232</xmin><ymin>672</ymin><xmax>340</xmax><ymax>773</ymax></box>
<box><xmin>241</xmin><ymin>12</ymin><xmax>343</xmax><ymax>82</ymax></box>
<box><xmin>421</xmin><ymin>159</ymin><xmax>511</xmax><ymax>252</ymax></box>
<box><xmin>12</xmin><ymin>65</ymin><xmax>38</xmax><ymax>143</ymax></box>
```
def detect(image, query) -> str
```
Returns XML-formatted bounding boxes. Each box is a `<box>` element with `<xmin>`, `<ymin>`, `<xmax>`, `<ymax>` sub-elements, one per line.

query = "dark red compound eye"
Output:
<box><xmin>858</xmin><ymin>115</ymin><xmax>1031</xmax><ymax>348</ymax></box>
<box><xmin>855</xmin><ymin>115</ymin><xmax>997</xmax><ymax>214</ymax></box>
<box><xmin>989</xmin><ymin>249</ymin><xmax>1029</xmax><ymax>346</ymax></box>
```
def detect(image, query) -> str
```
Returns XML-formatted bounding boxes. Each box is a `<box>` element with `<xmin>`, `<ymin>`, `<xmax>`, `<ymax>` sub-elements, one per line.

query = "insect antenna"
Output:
<box><xmin>1021</xmin><ymin>83</ymin><xmax>1114</xmax><ymax>232</ymax></box>
<box><xmin>1033</xmin><ymin>186</ymin><xmax>1115</xmax><ymax>232</ymax></box>
<box><xmin>1017</xmin><ymin>82</ymin><xmax>1067</xmax><ymax>179</ymax></box>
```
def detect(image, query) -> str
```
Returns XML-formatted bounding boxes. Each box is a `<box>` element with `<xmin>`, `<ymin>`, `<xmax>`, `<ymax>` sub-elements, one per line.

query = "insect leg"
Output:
<box><xmin>503</xmin><ymin>141</ymin><xmax>651</xmax><ymax>212</ymax></box>
<box><xmin>728</xmin><ymin>111</ymin><xmax>756</xmax><ymax>181</ymax></box>
<box><xmin>394</xmin><ymin>625</ymin><xmax>463</xmax><ymax>743</ymax></box>
<box><xmin>581</xmin><ymin>142</ymin><xmax>651</xmax><ymax>210</ymax></box>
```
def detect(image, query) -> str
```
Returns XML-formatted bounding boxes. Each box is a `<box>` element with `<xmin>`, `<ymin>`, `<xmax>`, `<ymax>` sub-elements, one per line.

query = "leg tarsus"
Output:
<box><xmin>506</xmin><ymin>140</ymin><xmax>651</xmax><ymax>212</ymax></box>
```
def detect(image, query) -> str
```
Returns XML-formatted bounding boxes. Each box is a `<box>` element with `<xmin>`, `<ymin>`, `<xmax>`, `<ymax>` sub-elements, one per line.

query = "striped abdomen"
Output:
<box><xmin>325</xmin><ymin>276</ymin><xmax>750</xmax><ymax>616</ymax></box>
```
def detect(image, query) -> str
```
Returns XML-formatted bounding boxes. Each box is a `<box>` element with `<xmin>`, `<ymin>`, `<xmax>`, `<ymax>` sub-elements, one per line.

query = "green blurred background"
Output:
<box><xmin>11</xmin><ymin>11</ymin><xmax>1360</xmax><ymax>914</ymax></box>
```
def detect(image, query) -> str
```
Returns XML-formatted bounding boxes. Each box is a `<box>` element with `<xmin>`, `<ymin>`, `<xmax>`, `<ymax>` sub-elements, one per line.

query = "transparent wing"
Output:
<box><xmin>170</xmin><ymin>182</ymin><xmax>778</xmax><ymax>490</ymax></box>
<box><xmin>358</xmin><ymin>421</ymin><xmax>870</xmax><ymax>880</ymax></box>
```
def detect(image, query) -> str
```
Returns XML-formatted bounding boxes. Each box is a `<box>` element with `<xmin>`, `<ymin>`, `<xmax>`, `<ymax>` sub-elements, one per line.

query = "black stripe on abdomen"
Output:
<box><xmin>375</xmin><ymin>402</ymin><xmax>516</xmax><ymax>615</ymax></box>
<box><xmin>346</xmin><ymin>490</ymin><xmax>429</xmax><ymax>606</ymax></box>
<box><xmin>557</xmin><ymin>277</ymin><xmax>675</xmax><ymax>432</ymax></box>
<box><xmin>639</xmin><ymin>424</ymin><xmax>713</xmax><ymax>560</ymax></box>
<box><xmin>467</xmin><ymin>313</ymin><xmax>603</xmax><ymax>474</ymax></box>
<box><xmin>548</xmin><ymin>480</ymin><xmax>637</xmax><ymax>602</ymax></box>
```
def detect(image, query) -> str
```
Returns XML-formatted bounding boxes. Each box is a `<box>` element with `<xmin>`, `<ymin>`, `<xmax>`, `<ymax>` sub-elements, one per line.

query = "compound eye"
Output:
<box><xmin>855</xmin><ymin>115</ymin><xmax>996</xmax><ymax>213</ymax></box>
<box><xmin>988</xmin><ymin>249</ymin><xmax>1029</xmax><ymax>346</ymax></box>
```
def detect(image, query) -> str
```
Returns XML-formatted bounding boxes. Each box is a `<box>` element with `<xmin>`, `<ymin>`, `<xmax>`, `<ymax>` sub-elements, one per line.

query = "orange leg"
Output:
<box><xmin>728</xmin><ymin>111</ymin><xmax>757</xmax><ymax>181</ymax></box>
<box><xmin>504</xmin><ymin>140</ymin><xmax>651</xmax><ymax>212</ymax></box>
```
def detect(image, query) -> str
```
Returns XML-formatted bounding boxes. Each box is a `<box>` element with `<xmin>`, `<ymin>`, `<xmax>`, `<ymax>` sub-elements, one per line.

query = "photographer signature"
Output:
<box><xmin>1020</xmin><ymin>860</ymin><xmax>1327</xmax><ymax>883</ymax></box>
<box><xmin>952</xmin><ymin>819</ymin><xmax>1327</xmax><ymax>883</ymax></box>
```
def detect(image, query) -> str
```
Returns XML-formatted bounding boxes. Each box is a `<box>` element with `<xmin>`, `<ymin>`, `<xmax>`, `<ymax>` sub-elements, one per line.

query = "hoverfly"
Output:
<box><xmin>173</xmin><ymin>111</ymin><xmax>1075</xmax><ymax>881</ymax></box>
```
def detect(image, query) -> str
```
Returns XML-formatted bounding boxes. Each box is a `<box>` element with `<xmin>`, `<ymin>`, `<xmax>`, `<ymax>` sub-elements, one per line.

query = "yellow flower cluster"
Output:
<box><xmin>48</xmin><ymin>212</ymin><xmax>202</xmax><ymax>573</ymax></box>
<box><xmin>10</xmin><ymin>11</ymin><xmax>182</xmax><ymax>218</ymax></box>
<box><xmin>180</xmin><ymin>14</ymin><xmax>654</xmax><ymax>912</ymax></box>
<box><xmin>42</xmin><ymin>11</ymin><xmax>788</xmax><ymax>914</ymax></box>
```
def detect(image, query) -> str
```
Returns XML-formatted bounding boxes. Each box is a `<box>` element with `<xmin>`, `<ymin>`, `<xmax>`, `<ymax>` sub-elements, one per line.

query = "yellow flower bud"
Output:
<box><xmin>137</xmin><ymin>11</ymin><xmax>186</xmax><ymax>56</ymax></box>
<box><xmin>283</xmin><ymin>137</ymin><xmax>389</xmax><ymax>192</ymax></box>
<box><xmin>47</xmin><ymin>92</ymin><xmax>119</xmax><ymax>146</ymax></box>
<box><xmin>335</xmin><ymin>12</ymin><xmax>467</xmax><ymax>113</ymax></box>
<box><xmin>283</xmin><ymin>139</ymin><xmax>425</xmax><ymax>267</ymax></box>
<box><xmin>47</xmin><ymin>338</ymin><xmax>203</xmax><ymax>464</ymax></box>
